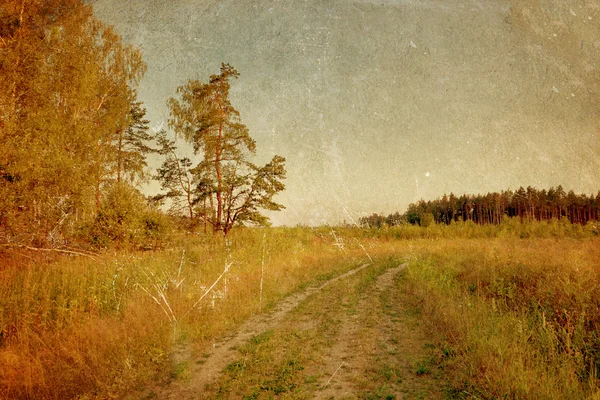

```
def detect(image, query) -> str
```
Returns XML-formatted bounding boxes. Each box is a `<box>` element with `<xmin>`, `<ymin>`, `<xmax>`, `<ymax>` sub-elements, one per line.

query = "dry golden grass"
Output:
<box><xmin>401</xmin><ymin>236</ymin><xmax>600</xmax><ymax>399</ymax></box>
<box><xmin>1</xmin><ymin>221</ymin><xmax>598</xmax><ymax>399</ymax></box>
<box><xmin>0</xmin><ymin>227</ymin><xmax>399</xmax><ymax>399</ymax></box>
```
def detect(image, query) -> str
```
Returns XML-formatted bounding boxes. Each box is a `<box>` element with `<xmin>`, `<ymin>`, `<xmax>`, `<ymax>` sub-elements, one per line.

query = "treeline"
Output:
<box><xmin>360</xmin><ymin>186</ymin><xmax>600</xmax><ymax>228</ymax></box>
<box><xmin>0</xmin><ymin>1</ymin><xmax>285</xmax><ymax>249</ymax></box>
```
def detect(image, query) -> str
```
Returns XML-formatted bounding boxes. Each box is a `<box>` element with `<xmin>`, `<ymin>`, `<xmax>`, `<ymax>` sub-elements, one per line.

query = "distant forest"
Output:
<box><xmin>359</xmin><ymin>186</ymin><xmax>600</xmax><ymax>228</ymax></box>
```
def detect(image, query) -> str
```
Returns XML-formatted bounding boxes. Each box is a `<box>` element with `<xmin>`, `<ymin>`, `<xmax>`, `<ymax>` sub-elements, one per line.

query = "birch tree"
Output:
<box><xmin>0</xmin><ymin>0</ymin><xmax>146</xmax><ymax>245</ymax></box>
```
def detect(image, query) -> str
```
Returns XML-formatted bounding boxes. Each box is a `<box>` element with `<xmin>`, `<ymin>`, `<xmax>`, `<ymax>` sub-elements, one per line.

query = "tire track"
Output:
<box><xmin>315</xmin><ymin>262</ymin><xmax>408</xmax><ymax>399</ymax></box>
<box><xmin>157</xmin><ymin>262</ymin><xmax>373</xmax><ymax>399</ymax></box>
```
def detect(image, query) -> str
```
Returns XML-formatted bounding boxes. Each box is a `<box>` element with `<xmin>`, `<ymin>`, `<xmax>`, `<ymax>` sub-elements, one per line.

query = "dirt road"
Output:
<box><xmin>155</xmin><ymin>259</ymin><xmax>443</xmax><ymax>399</ymax></box>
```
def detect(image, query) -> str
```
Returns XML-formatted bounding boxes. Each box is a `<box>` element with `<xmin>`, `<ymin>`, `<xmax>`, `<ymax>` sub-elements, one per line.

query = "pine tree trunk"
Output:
<box><xmin>203</xmin><ymin>197</ymin><xmax>207</xmax><ymax>233</ymax></box>
<box><xmin>215</xmin><ymin>122</ymin><xmax>223</xmax><ymax>232</ymax></box>
<box><xmin>188</xmin><ymin>189</ymin><xmax>193</xmax><ymax>221</ymax></box>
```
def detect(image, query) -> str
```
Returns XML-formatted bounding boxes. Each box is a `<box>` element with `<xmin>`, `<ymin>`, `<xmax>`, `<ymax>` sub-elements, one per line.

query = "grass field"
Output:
<box><xmin>402</xmin><ymin>236</ymin><xmax>600</xmax><ymax>399</ymax></box>
<box><xmin>0</xmin><ymin>220</ymin><xmax>599</xmax><ymax>399</ymax></box>
<box><xmin>0</xmin><ymin>227</ymin><xmax>399</xmax><ymax>399</ymax></box>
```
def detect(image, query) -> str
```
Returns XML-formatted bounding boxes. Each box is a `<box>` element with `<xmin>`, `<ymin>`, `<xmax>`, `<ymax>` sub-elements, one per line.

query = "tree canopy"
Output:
<box><xmin>0</xmin><ymin>0</ymin><xmax>151</xmax><ymax>246</ymax></box>
<box><xmin>360</xmin><ymin>186</ymin><xmax>600</xmax><ymax>228</ymax></box>
<box><xmin>1</xmin><ymin>3</ymin><xmax>285</xmax><ymax>246</ymax></box>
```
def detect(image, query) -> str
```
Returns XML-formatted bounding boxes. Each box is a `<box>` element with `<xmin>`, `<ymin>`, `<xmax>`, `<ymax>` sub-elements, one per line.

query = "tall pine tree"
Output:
<box><xmin>166</xmin><ymin>64</ymin><xmax>286</xmax><ymax>235</ymax></box>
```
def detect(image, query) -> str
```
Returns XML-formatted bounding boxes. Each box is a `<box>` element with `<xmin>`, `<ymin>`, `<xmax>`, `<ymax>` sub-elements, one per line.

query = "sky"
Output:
<box><xmin>91</xmin><ymin>0</ymin><xmax>600</xmax><ymax>226</ymax></box>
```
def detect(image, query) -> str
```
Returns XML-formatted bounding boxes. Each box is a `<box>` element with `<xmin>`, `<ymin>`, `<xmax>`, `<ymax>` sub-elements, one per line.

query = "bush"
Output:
<box><xmin>420</xmin><ymin>212</ymin><xmax>435</xmax><ymax>227</ymax></box>
<box><xmin>82</xmin><ymin>183</ymin><xmax>172</xmax><ymax>248</ymax></box>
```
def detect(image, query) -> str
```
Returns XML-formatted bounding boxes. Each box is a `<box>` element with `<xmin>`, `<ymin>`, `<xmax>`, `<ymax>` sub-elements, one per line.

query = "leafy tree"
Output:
<box><xmin>166</xmin><ymin>64</ymin><xmax>286</xmax><ymax>235</ymax></box>
<box><xmin>86</xmin><ymin>182</ymin><xmax>171</xmax><ymax>248</ymax></box>
<box><xmin>405</xmin><ymin>204</ymin><xmax>421</xmax><ymax>226</ymax></box>
<box><xmin>358</xmin><ymin>213</ymin><xmax>387</xmax><ymax>228</ymax></box>
<box><xmin>417</xmin><ymin>212</ymin><xmax>433</xmax><ymax>227</ymax></box>
<box><xmin>386</xmin><ymin>212</ymin><xmax>404</xmax><ymax>226</ymax></box>
<box><xmin>0</xmin><ymin>0</ymin><xmax>146</xmax><ymax>245</ymax></box>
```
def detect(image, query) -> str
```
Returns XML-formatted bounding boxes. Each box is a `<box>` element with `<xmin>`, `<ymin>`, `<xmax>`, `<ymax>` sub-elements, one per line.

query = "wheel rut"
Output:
<box><xmin>315</xmin><ymin>263</ymin><xmax>408</xmax><ymax>399</ymax></box>
<box><xmin>156</xmin><ymin>262</ymin><xmax>373</xmax><ymax>399</ymax></box>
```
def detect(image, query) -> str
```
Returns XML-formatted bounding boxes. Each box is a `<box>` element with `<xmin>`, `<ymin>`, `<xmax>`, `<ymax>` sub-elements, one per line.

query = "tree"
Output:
<box><xmin>219</xmin><ymin>155</ymin><xmax>286</xmax><ymax>233</ymax></box>
<box><xmin>154</xmin><ymin>131</ymin><xmax>196</xmax><ymax>221</ymax></box>
<box><xmin>114</xmin><ymin>100</ymin><xmax>154</xmax><ymax>185</ymax></box>
<box><xmin>0</xmin><ymin>0</ymin><xmax>146</xmax><ymax>245</ymax></box>
<box><xmin>399</xmin><ymin>186</ymin><xmax>600</xmax><ymax>227</ymax></box>
<box><xmin>358</xmin><ymin>213</ymin><xmax>386</xmax><ymax>228</ymax></box>
<box><xmin>87</xmin><ymin>182</ymin><xmax>171</xmax><ymax>248</ymax></box>
<box><xmin>166</xmin><ymin>63</ymin><xmax>286</xmax><ymax>235</ymax></box>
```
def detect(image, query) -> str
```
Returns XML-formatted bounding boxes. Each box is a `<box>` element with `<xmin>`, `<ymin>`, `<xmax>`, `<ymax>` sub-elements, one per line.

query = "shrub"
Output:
<box><xmin>82</xmin><ymin>183</ymin><xmax>172</xmax><ymax>248</ymax></box>
<box><xmin>420</xmin><ymin>212</ymin><xmax>435</xmax><ymax>227</ymax></box>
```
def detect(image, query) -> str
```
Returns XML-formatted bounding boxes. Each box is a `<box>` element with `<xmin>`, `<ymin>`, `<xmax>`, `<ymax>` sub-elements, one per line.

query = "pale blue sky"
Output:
<box><xmin>92</xmin><ymin>0</ymin><xmax>600</xmax><ymax>225</ymax></box>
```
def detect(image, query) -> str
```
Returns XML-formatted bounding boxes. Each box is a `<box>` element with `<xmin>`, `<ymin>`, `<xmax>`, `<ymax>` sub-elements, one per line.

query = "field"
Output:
<box><xmin>1</xmin><ymin>220</ymin><xmax>599</xmax><ymax>399</ymax></box>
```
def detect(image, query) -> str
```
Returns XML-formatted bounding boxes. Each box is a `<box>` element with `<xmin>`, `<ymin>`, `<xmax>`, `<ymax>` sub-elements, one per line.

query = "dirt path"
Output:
<box><xmin>156</xmin><ymin>263</ymin><xmax>373</xmax><ymax>399</ymax></box>
<box><xmin>154</xmin><ymin>260</ymin><xmax>443</xmax><ymax>399</ymax></box>
<box><xmin>315</xmin><ymin>263</ymin><xmax>408</xmax><ymax>399</ymax></box>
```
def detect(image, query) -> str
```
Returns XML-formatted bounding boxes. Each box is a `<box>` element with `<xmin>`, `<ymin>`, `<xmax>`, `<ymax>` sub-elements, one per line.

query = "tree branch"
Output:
<box><xmin>0</xmin><ymin>244</ymin><xmax>99</xmax><ymax>259</ymax></box>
